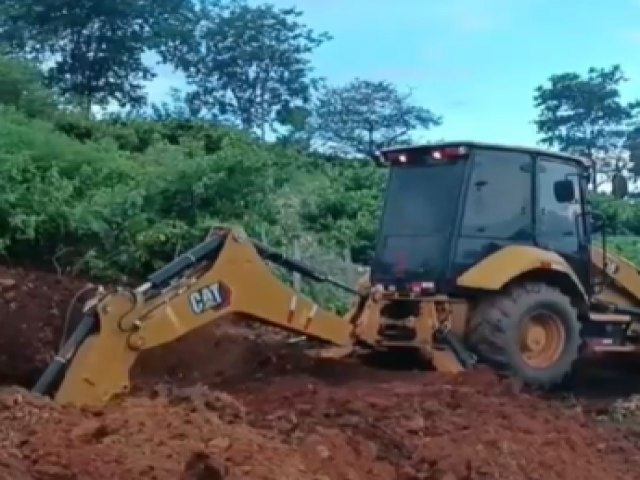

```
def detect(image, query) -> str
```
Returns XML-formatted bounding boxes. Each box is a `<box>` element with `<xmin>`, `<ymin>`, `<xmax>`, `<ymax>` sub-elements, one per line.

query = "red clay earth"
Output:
<box><xmin>1</xmin><ymin>265</ymin><xmax>640</xmax><ymax>479</ymax></box>
<box><xmin>0</xmin><ymin>265</ymin><xmax>94</xmax><ymax>387</ymax></box>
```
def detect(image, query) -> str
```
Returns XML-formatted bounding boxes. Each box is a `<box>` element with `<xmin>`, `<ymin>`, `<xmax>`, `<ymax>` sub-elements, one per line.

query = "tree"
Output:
<box><xmin>0</xmin><ymin>0</ymin><xmax>194</xmax><ymax>112</ymax></box>
<box><xmin>533</xmin><ymin>65</ymin><xmax>640</xmax><ymax>188</ymax></box>
<box><xmin>300</xmin><ymin>160</ymin><xmax>385</xmax><ymax>263</ymax></box>
<box><xmin>624</xmin><ymin>126</ymin><xmax>640</xmax><ymax>179</ymax></box>
<box><xmin>313</xmin><ymin>78</ymin><xmax>441</xmax><ymax>157</ymax></box>
<box><xmin>274</xmin><ymin>104</ymin><xmax>314</xmax><ymax>151</ymax></box>
<box><xmin>148</xmin><ymin>88</ymin><xmax>203</xmax><ymax>121</ymax></box>
<box><xmin>0</xmin><ymin>54</ymin><xmax>57</xmax><ymax>118</ymax></box>
<box><xmin>169</xmin><ymin>0</ymin><xmax>330</xmax><ymax>139</ymax></box>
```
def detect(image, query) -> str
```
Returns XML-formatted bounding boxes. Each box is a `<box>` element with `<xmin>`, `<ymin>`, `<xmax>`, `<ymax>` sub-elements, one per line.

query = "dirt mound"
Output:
<box><xmin>3</xmin><ymin>264</ymin><xmax>640</xmax><ymax>480</ymax></box>
<box><xmin>131</xmin><ymin>323</ymin><xmax>319</xmax><ymax>389</ymax></box>
<box><xmin>130</xmin><ymin>323</ymin><xmax>401</xmax><ymax>393</ymax></box>
<box><xmin>0</xmin><ymin>266</ymin><xmax>93</xmax><ymax>387</ymax></box>
<box><xmin>0</xmin><ymin>386</ymin><xmax>392</xmax><ymax>480</ymax></box>
<box><xmin>2</xmin><ymin>372</ymin><xmax>640</xmax><ymax>480</ymax></box>
<box><xmin>233</xmin><ymin>371</ymin><xmax>640</xmax><ymax>480</ymax></box>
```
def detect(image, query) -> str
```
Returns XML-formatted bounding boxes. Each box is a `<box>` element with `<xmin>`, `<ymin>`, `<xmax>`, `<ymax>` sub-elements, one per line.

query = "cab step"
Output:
<box><xmin>588</xmin><ymin>312</ymin><xmax>633</xmax><ymax>323</ymax></box>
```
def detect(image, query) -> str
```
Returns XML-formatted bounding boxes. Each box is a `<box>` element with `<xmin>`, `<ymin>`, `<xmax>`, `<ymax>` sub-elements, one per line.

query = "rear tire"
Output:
<box><xmin>466</xmin><ymin>282</ymin><xmax>581</xmax><ymax>388</ymax></box>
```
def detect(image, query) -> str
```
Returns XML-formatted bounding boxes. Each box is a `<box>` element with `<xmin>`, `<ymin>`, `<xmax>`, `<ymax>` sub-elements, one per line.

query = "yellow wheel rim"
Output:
<box><xmin>519</xmin><ymin>310</ymin><xmax>565</xmax><ymax>368</ymax></box>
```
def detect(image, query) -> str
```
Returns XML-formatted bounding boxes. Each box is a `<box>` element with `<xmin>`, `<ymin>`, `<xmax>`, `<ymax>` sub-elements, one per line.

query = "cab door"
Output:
<box><xmin>534</xmin><ymin>156</ymin><xmax>590</xmax><ymax>290</ymax></box>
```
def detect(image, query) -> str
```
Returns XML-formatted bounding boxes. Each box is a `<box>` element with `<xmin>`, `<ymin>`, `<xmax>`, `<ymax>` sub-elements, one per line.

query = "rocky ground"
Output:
<box><xmin>1</xmin><ymin>265</ymin><xmax>640</xmax><ymax>480</ymax></box>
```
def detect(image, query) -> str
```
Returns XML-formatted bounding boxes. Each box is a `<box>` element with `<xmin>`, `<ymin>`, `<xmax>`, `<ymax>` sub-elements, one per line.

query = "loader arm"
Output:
<box><xmin>32</xmin><ymin>228</ymin><xmax>369</xmax><ymax>407</ymax></box>
<box><xmin>591</xmin><ymin>245</ymin><xmax>640</xmax><ymax>308</ymax></box>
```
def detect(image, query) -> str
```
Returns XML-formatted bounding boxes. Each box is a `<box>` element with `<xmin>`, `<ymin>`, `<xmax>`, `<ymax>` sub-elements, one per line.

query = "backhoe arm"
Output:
<box><xmin>32</xmin><ymin>228</ymin><xmax>362</xmax><ymax>407</ymax></box>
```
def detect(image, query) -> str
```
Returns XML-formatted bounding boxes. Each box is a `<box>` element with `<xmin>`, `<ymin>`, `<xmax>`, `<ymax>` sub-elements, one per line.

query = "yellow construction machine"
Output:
<box><xmin>32</xmin><ymin>141</ymin><xmax>640</xmax><ymax>406</ymax></box>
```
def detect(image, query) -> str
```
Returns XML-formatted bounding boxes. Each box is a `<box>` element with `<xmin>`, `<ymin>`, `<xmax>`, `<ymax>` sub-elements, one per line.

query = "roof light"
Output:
<box><xmin>377</xmin><ymin>145</ymin><xmax>470</xmax><ymax>166</ymax></box>
<box><xmin>432</xmin><ymin>146</ymin><xmax>469</xmax><ymax>161</ymax></box>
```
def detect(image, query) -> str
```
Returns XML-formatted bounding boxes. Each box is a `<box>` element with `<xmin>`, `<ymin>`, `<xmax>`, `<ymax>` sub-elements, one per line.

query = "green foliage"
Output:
<box><xmin>588</xmin><ymin>195</ymin><xmax>640</xmax><ymax>265</ymax></box>
<box><xmin>300</xmin><ymin>161</ymin><xmax>385</xmax><ymax>263</ymax></box>
<box><xmin>533</xmin><ymin>65</ymin><xmax>640</xmax><ymax>192</ymax></box>
<box><xmin>533</xmin><ymin>65</ymin><xmax>639</xmax><ymax>158</ymax></box>
<box><xmin>275</xmin><ymin>104</ymin><xmax>315</xmax><ymax>151</ymax></box>
<box><xmin>169</xmin><ymin>0</ymin><xmax>330</xmax><ymax>138</ymax></box>
<box><xmin>313</xmin><ymin>78</ymin><xmax>442</xmax><ymax>157</ymax></box>
<box><xmin>0</xmin><ymin>108</ymin><xmax>140</xmax><ymax>274</ymax></box>
<box><xmin>589</xmin><ymin>194</ymin><xmax>640</xmax><ymax>236</ymax></box>
<box><xmin>0</xmin><ymin>104</ymin><xmax>381</xmax><ymax>298</ymax></box>
<box><xmin>0</xmin><ymin>0</ymin><xmax>194</xmax><ymax>111</ymax></box>
<box><xmin>608</xmin><ymin>236</ymin><xmax>640</xmax><ymax>266</ymax></box>
<box><xmin>0</xmin><ymin>55</ymin><xmax>58</xmax><ymax>118</ymax></box>
<box><xmin>6</xmin><ymin>2</ymin><xmax>640</xmax><ymax>316</ymax></box>
<box><xmin>625</xmin><ymin>126</ymin><xmax>640</xmax><ymax>178</ymax></box>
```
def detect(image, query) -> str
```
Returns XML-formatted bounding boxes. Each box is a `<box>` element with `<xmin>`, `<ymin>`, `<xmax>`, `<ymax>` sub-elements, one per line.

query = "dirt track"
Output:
<box><xmin>2</xmin><ymin>265</ymin><xmax>640</xmax><ymax>479</ymax></box>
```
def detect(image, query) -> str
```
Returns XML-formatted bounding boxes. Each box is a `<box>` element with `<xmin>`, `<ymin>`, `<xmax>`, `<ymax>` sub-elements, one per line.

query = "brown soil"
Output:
<box><xmin>0</xmin><ymin>266</ymin><xmax>94</xmax><ymax>387</ymax></box>
<box><xmin>1</xmin><ymin>265</ymin><xmax>640</xmax><ymax>480</ymax></box>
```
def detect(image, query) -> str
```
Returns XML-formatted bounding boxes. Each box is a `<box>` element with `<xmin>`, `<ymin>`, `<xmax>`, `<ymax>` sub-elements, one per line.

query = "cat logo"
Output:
<box><xmin>188</xmin><ymin>282</ymin><xmax>228</xmax><ymax>315</ymax></box>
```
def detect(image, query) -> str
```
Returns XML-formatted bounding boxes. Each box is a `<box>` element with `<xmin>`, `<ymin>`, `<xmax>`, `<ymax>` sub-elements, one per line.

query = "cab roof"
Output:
<box><xmin>378</xmin><ymin>141</ymin><xmax>594</xmax><ymax>169</ymax></box>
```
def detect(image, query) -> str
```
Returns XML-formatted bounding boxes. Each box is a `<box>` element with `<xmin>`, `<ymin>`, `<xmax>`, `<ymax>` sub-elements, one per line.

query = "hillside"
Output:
<box><xmin>0</xmin><ymin>104</ymin><xmax>385</xmax><ymax>292</ymax></box>
<box><xmin>1</xmin><ymin>101</ymin><xmax>638</xmax><ymax>281</ymax></box>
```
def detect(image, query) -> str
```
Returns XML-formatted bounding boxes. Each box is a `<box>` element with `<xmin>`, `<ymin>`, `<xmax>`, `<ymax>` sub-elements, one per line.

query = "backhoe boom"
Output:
<box><xmin>33</xmin><ymin>228</ymin><xmax>363</xmax><ymax>406</ymax></box>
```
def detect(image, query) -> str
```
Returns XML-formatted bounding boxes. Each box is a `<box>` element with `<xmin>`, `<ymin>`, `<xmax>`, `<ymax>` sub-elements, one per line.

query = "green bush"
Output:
<box><xmin>0</xmin><ymin>106</ymin><xmax>381</xmax><ymax>297</ymax></box>
<box><xmin>608</xmin><ymin>236</ymin><xmax>640</xmax><ymax>265</ymax></box>
<box><xmin>3</xmin><ymin>65</ymin><xmax>640</xmax><ymax>306</ymax></box>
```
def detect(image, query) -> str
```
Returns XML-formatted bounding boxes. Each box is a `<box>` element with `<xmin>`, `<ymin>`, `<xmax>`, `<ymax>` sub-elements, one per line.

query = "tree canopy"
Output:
<box><xmin>1</xmin><ymin>0</ymin><xmax>640</xmax><ymax>299</ymax></box>
<box><xmin>314</xmin><ymin>79</ymin><xmax>441</xmax><ymax>156</ymax></box>
<box><xmin>169</xmin><ymin>0</ymin><xmax>329</xmax><ymax>139</ymax></box>
<box><xmin>533</xmin><ymin>64</ymin><xmax>640</xmax><ymax>189</ymax></box>
<box><xmin>0</xmin><ymin>0</ymin><xmax>194</xmax><ymax>111</ymax></box>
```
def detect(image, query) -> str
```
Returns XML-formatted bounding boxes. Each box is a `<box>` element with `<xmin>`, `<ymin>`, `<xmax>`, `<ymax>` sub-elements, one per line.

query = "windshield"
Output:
<box><xmin>371</xmin><ymin>161</ymin><xmax>467</xmax><ymax>282</ymax></box>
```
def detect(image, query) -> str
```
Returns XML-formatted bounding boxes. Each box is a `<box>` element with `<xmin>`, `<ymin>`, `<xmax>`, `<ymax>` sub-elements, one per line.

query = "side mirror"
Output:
<box><xmin>554</xmin><ymin>179</ymin><xmax>575</xmax><ymax>203</ymax></box>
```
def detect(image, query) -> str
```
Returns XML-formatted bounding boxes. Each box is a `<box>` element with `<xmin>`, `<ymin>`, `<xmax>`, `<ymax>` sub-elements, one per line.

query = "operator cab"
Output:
<box><xmin>370</xmin><ymin>141</ymin><xmax>594</xmax><ymax>295</ymax></box>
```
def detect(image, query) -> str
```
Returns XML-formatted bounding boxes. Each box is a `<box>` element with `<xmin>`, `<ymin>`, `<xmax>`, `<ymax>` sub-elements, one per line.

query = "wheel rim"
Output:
<box><xmin>519</xmin><ymin>310</ymin><xmax>566</xmax><ymax>369</ymax></box>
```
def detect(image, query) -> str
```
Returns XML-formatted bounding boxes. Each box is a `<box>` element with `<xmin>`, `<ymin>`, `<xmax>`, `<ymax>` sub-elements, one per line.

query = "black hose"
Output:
<box><xmin>32</xmin><ymin>314</ymin><xmax>98</xmax><ymax>396</ymax></box>
<box><xmin>251</xmin><ymin>239</ymin><xmax>361</xmax><ymax>296</ymax></box>
<box><xmin>147</xmin><ymin>234</ymin><xmax>224</xmax><ymax>288</ymax></box>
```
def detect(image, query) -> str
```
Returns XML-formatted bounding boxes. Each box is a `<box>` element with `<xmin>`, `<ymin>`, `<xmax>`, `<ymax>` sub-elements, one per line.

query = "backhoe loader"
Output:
<box><xmin>30</xmin><ymin>141</ymin><xmax>640</xmax><ymax>407</ymax></box>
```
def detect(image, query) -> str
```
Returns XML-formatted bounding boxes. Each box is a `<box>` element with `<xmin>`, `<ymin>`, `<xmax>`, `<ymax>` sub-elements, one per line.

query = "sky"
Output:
<box><xmin>146</xmin><ymin>0</ymin><xmax>640</xmax><ymax>147</ymax></box>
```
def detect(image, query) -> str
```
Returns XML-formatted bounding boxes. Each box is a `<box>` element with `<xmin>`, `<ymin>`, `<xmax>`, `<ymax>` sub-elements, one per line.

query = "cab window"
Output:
<box><xmin>460</xmin><ymin>149</ymin><xmax>533</xmax><ymax>241</ymax></box>
<box><xmin>536</xmin><ymin>157</ymin><xmax>582</xmax><ymax>252</ymax></box>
